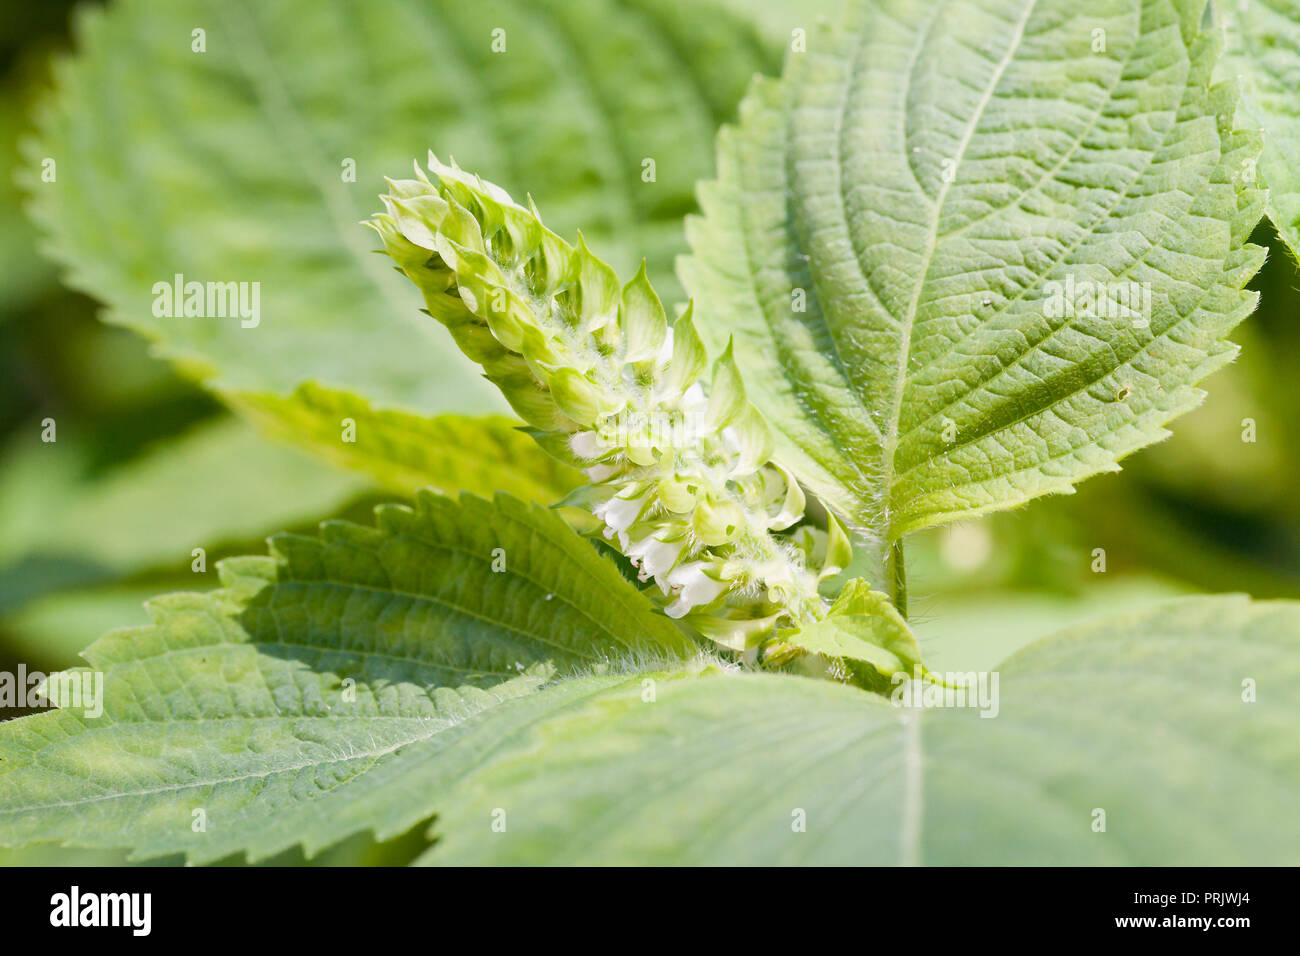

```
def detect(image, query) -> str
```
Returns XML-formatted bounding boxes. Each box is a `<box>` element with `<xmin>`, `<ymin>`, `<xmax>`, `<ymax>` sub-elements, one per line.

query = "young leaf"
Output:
<box><xmin>774</xmin><ymin>579</ymin><xmax>922</xmax><ymax>678</ymax></box>
<box><xmin>0</xmin><ymin>492</ymin><xmax>696</xmax><ymax>863</ymax></box>
<box><xmin>1216</xmin><ymin>0</ymin><xmax>1300</xmax><ymax>257</ymax></box>
<box><xmin>421</xmin><ymin>595</ymin><xmax>1300</xmax><ymax>865</ymax></box>
<box><xmin>681</xmin><ymin>0</ymin><xmax>1265</xmax><ymax>571</ymax></box>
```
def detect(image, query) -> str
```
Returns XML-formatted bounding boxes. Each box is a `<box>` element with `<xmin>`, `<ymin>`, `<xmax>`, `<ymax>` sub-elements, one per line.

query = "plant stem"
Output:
<box><xmin>888</xmin><ymin>538</ymin><xmax>907</xmax><ymax>620</ymax></box>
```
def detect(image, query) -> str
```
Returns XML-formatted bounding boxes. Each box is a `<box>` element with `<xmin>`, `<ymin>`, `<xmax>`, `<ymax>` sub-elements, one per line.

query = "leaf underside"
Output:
<box><xmin>681</xmin><ymin>0</ymin><xmax>1264</xmax><ymax>561</ymax></box>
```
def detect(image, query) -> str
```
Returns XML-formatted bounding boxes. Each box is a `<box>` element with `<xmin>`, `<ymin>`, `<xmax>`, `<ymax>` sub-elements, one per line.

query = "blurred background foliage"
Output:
<box><xmin>1</xmin><ymin>0</ymin><xmax>1296</xmax><ymax>865</ymax></box>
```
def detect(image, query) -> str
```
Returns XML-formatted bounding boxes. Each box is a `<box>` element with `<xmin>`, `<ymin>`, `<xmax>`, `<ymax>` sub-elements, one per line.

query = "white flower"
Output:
<box><xmin>663</xmin><ymin>562</ymin><xmax>728</xmax><ymax>618</ymax></box>
<box><xmin>655</xmin><ymin>327</ymin><xmax>675</xmax><ymax>366</ymax></box>
<box><xmin>569</xmin><ymin>430</ymin><xmax>604</xmax><ymax>460</ymax></box>
<box><xmin>595</xmin><ymin>489</ymin><xmax>648</xmax><ymax>532</ymax></box>
<box><xmin>626</xmin><ymin>533</ymin><xmax>686</xmax><ymax>579</ymax></box>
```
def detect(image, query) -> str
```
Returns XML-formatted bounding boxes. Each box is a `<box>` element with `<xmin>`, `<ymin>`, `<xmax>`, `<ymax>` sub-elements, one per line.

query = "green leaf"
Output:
<box><xmin>781</xmin><ymin>578</ymin><xmax>921</xmax><ymax>678</ymax></box>
<box><xmin>421</xmin><ymin>595</ymin><xmax>1300</xmax><ymax>865</ymax></box>
<box><xmin>0</xmin><ymin>491</ymin><xmax>696</xmax><ymax>863</ymax></box>
<box><xmin>681</xmin><ymin>0</ymin><xmax>1265</xmax><ymax>566</ymax></box>
<box><xmin>234</xmin><ymin>383</ymin><xmax>581</xmax><ymax>502</ymax></box>
<box><xmin>20</xmin><ymin>0</ymin><xmax>776</xmax><ymax>423</ymax></box>
<box><xmin>1216</xmin><ymin>0</ymin><xmax>1300</xmax><ymax>256</ymax></box>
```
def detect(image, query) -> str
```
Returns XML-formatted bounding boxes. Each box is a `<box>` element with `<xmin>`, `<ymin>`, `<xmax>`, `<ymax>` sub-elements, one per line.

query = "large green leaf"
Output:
<box><xmin>1217</xmin><ymin>0</ymin><xmax>1300</xmax><ymax>257</ymax></box>
<box><xmin>5</xmin><ymin>579</ymin><xmax>1295</xmax><ymax>863</ymax></box>
<box><xmin>423</xmin><ymin>595</ymin><xmax>1300</xmax><ymax>864</ymax></box>
<box><xmin>681</xmin><ymin>0</ymin><xmax>1264</xmax><ymax>569</ymax></box>
<box><xmin>20</xmin><ymin>0</ymin><xmax>775</xmax><ymax>420</ymax></box>
<box><xmin>0</xmin><ymin>491</ymin><xmax>696</xmax><ymax>863</ymax></box>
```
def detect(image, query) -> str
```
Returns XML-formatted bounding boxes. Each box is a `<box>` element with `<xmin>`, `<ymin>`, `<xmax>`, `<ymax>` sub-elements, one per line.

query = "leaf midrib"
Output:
<box><xmin>892</xmin><ymin>121</ymin><xmax>1218</xmax><ymax>475</ymax></box>
<box><xmin>877</xmin><ymin>0</ymin><xmax>1038</xmax><ymax>540</ymax></box>
<box><xmin>1</xmin><ymin>714</ymin><xmax>457</xmax><ymax>815</ymax></box>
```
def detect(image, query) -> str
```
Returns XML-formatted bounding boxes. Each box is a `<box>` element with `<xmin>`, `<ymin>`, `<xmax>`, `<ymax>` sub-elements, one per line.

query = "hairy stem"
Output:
<box><xmin>888</xmin><ymin>539</ymin><xmax>907</xmax><ymax>621</ymax></box>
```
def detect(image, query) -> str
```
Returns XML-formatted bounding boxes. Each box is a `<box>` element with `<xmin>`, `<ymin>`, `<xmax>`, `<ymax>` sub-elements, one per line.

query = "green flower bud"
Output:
<box><xmin>566</xmin><ymin>233</ymin><xmax>621</xmax><ymax>333</ymax></box>
<box><xmin>658</xmin><ymin>474</ymin><xmax>700</xmax><ymax>514</ymax></box>
<box><xmin>822</xmin><ymin>510</ymin><xmax>853</xmax><ymax>581</ymax></box>
<box><xmin>388</xmin><ymin>193</ymin><xmax>449</xmax><ymax>250</ymax></box>
<box><xmin>620</xmin><ymin>261</ymin><xmax>668</xmax><ymax>363</ymax></box>
<box><xmin>694</xmin><ymin>497</ymin><xmax>745</xmax><ymax>546</ymax></box>
<box><xmin>705</xmin><ymin>341</ymin><xmax>748</xmax><ymax>431</ymax></box>
<box><xmin>547</xmin><ymin>367</ymin><xmax>605</xmax><ymax>426</ymax></box>
<box><xmin>661</xmin><ymin>305</ymin><xmax>707</xmax><ymax>401</ymax></box>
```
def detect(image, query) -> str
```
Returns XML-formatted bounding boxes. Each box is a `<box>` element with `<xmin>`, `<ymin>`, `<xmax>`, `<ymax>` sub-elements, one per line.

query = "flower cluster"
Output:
<box><xmin>369</xmin><ymin>155</ymin><xmax>850</xmax><ymax>650</ymax></box>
